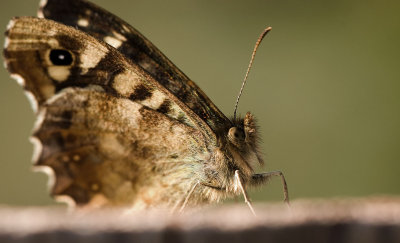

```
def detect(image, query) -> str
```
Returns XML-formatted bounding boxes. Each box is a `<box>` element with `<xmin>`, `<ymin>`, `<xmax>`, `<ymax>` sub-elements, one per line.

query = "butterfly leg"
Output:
<box><xmin>234</xmin><ymin>170</ymin><xmax>256</xmax><ymax>216</ymax></box>
<box><xmin>175</xmin><ymin>180</ymin><xmax>200</xmax><ymax>213</ymax></box>
<box><xmin>251</xmin><ymin>171</ymin><xmax>290</xmax><ymax>205</ymax></box>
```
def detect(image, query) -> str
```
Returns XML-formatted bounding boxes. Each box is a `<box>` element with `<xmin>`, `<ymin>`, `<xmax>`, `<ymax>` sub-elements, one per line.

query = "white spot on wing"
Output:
<box><xmin>48</xmin><ymin>38</ymin><xmax>59</xmax><ymax>48</ymax></box>
<box><xmin>80</xmin><ymin>42</ymin><xmax>108</xmax><ymax>74</ymax></box>
<box><xmin>33</xmin><ymin>165</ymin><xmax>56</xmax><ymax>191</ymax></box>
<box><xmin>32</xmin><ymin>108</ymin><xmax>46</xmax><ymax>134</ymax></box>
<box><xmin>77</xmin><ymin>18</ymin><xmax>89</xmax><ymax>27</ymax></box>
<box><xmin>37</xmin><ymin>0</ymin><xmax>48</xmax><ymax>18</ymax></box>
<box><xmin>54</xmin><ymin>195</ymin><xmax>76</xmax><ymax>209</ymax></box>
<box><xmin>4</xmin><ymin>36</ymin><xmax>9</xmax><ymax>49</ymax></box>
<box><xmin>104</xmin><ymin>36</ymin><xmax>123</xmax><ymax>49</ymax></box>
<box><xmin>122</xmin><ymin>24</ymin><xmax>131</xmax><ymax>33</ymax></box>
<box><xmin>112</xmin><ymin>70</ymin><xmax>140</xmax><ymax>96</ymax></box>
<box><xmin>104</xmin><ymin>31</ymin><xmax>127</xmax><ymax>49</ymax></box>
<box><xmin>24</xmin><ymin>91</ymin><xmax>39</xmax><ymax>113</ymax></box>
<box><xmin>47</xmin><ymin>66</ymin><xmax>71</xmax><ymax>82</ymax></box>
<box><xmin>38</xmin><ymin>0</ymin><xmax>48</xmax><ymax>9</ymax></box>
<box><xmin>141</xmin><ymin>89</ymin><xmax>166</xmax><ymax>110</ymax></box>
<box><xmin>2</xmin><ymin>36</ymin><xmax>9</xmax><ymax>69</ymax></box>
<box><xmin>30</xmin><ymin>135</ymin><xmax>43</xmax><ymax>164</ymax></box>
<box><xmin>10</xmin><ymin>73</ymin><xmax>25</xmax><ymax>86</ymax></box>
<box><xmin>6</xmin><ymin>19</ymin><xmax>15</xmax><ymax>31</ymax></box>
<box><xmin>112</xmin><ymin>31</ymin><xmax>127</xmax><ymax>42</ymax></box>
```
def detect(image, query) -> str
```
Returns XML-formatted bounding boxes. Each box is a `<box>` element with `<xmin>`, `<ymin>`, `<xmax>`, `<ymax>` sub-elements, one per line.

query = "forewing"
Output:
<box><xmin>39</xmin><ymin>0</ymin><xmax>232</xmax><ymax>133</ymax></box>
<box><xmin>4</xmin><ymin>17</ymin><xmax>212</xmax><ymax>136</ymax></box>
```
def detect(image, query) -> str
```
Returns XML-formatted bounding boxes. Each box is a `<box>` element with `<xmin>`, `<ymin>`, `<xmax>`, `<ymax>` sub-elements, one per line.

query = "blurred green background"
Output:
<box><xmin>0</xmin><ymin>0</ymin><xmax>399</xmax><ymax>206</ymax></box>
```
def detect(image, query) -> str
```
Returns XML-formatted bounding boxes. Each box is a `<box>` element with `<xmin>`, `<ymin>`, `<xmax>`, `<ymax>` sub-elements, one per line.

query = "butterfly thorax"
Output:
<box><xmin>200</xmin><ymin>112</ymin><xmax>263</xmax><ymax>199</ymax></box>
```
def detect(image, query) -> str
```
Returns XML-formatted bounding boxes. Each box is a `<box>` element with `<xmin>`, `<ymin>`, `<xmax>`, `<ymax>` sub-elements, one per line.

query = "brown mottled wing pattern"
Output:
<box><xmin>39</xmin><ymin>0</ymin><xmax>232</xmax><ymax>134</ymax></box>
<box><xmin>4</xmin><ymin>17</ymin><xmax>211</xmax><ymax>207</ymax></box>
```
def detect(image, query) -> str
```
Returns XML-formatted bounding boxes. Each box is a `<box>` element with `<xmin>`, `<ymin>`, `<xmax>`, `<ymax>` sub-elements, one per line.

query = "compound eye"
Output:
<box><xmin>228</xmin><ymin>127</ymin><xmax>245</xmax><ymax>144</ymax></box>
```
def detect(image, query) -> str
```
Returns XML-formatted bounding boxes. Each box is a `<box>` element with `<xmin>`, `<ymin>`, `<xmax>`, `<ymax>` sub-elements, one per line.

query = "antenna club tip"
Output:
<box><xmin>264</xmin><ymin>27</ymin><xmax>272</xmax><ymax>33</ymax></box>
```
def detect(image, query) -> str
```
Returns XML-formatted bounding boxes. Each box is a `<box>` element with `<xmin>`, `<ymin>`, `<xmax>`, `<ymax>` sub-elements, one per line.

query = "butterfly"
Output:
<box><xmin>3</xmin><ymin>0</ymin><xmax>288</xmax><ymax>213</ymax></box>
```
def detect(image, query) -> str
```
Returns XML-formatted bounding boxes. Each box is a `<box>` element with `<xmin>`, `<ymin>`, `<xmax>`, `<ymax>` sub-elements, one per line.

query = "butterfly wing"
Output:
<box><xmin>4</xmin><ymin>17</ymin><xmax>211</xmax><ymax>207</ymax></box>
<box><xmin>39</xmin><ymin>0</ymin><xmax>232</xmax><ymax>134</ymax></box>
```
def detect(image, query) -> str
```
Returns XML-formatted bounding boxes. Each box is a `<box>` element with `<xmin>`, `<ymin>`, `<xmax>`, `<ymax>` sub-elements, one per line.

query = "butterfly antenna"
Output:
<box><xmin>233</xmin><ymin>26</ymin><xmax>272</xmax><ymax>120</ymax></box>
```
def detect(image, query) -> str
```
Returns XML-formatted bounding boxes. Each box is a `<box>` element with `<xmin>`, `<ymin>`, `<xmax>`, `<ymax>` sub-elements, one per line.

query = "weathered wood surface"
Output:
<box><xmin>0</xmin><ymin>197</ymin><xmax>399</xmax><ymax>243</ymax></box>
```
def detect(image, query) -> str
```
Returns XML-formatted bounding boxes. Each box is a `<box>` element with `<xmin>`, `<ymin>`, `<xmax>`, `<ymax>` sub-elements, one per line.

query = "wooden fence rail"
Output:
<box><xmin>0</xmin><ymin>197</ymin><xmax>399</xmax><ymax>243</ymax></box>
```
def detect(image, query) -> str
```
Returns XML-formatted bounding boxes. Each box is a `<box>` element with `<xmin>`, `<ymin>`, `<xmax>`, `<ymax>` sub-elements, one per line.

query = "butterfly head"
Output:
<box><xmin>227</xmin><ymin>112</ymin><xmax>263</xmax><ymax>172</ymax></box>
<box><xmin>227</xmin><ymin>27</ymin><xmax>272</xmax><ymax>174</ymax></box>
